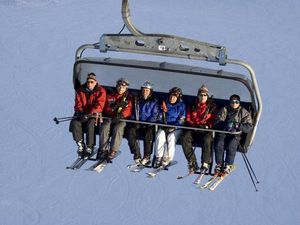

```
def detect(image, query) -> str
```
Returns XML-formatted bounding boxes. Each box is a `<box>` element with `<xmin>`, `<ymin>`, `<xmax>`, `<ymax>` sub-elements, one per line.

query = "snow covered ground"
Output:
<box><xmin>0</xmin><ymin>0</ymin><xmax>299</xmax><ymax>224</ymax></box>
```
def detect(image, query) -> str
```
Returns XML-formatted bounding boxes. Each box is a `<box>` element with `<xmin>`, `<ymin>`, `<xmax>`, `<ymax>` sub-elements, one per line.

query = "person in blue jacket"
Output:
<box><xmin>154</xmin><ymin>87</ymin><xmax>186</xmax><ymax>167</ymax></box>
<box><xmin>126</xmin><ymin>81</ymin><xmax>160</xmax><ymax>166</ymax></box>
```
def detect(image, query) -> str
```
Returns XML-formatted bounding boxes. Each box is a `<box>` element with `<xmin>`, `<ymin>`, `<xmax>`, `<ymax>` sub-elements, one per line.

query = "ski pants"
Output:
<box><xmin>127</xmin><ymin>125</ymin><xmax>155</xmax><ymax>160</ymax></box>
<box><xmin>181</xmin><ymin>130</ymin><xmax>213</xmax><ymax>165</ymax></box>
<box><xmin>71</xmin><ymin>118</ymin><xmax>96</xmax><ymax>148</ymax></box>
<box><xmin>99</xmin><ymin>119</ymin><xmax>126</xmax><ymax>152</ymax></box>
<box><xmin>155</xmin><ymin>128</ymin><xmax>182</xmax><ymax>161</ymax></box>
<box><xmin>214</xmin><ymin>133</ymin><xmax>240</xmax><ymax>165</ymax></box>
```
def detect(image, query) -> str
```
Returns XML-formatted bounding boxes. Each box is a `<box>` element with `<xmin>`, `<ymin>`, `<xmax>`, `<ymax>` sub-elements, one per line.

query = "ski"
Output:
<box><xmin>127</xmin><ymin>162</ymin><xmax>152</xmax><ymax>173</ymax></box>
<box><xmin>86</xmin><ymin>151</ymin><xmax>121</xmax><ymax>173</ymax></box>
<box><xmin>147</xmin><ymin>161</ymin><xmax>177</xmax><ymax>178</ymax></box>
<box><xmin>176</xmin><ymin>172</ymin><xmax>194</xmax><ymax>180</ymax></box>
<box><xmin>130</xmin><ymin>164</ymin><xmax>153</xmax><ymax>173</ymax></box>
<box><xmin>127</xmin><ymin>162</ymin><xmax>141</xmax><ymax>170</ymax></box>
<box><xmin>208</xmin><ymin>174</ymin><xmax>227</xmax><ymax>191</ymax></box>
<box><xmin>208</xmin><ymin>166</ymin><xmax>236</xmax><ymax>191</ymax></box>
<box><xmin>72</xmin><ymin>151</ymin><xmax>97</xmax><ymax>170</ymax></box>
<box><xmin>193</xmin><ymin>173</ymin><xmax>205</xmax><ymax>185</ymax></box>
<box><xmin>198</xmin><ymin>172</ymin><xmax>220</xmax><ymax>189</ymax></box>
<box><xmin>93</xmin><ymin>160</ymin><xmax>108</xmax><ymax>173</ymax></box>
<box><xmin>66</xmin><ymin>157</ymin><xmax>83</xmax><ymax>170</ymax></box>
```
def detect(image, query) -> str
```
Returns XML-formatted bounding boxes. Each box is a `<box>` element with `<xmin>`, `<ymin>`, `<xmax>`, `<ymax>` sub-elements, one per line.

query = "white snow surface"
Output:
<box><xmin>0</xmin><ymin>0</ymin><xmax>299</xmax><ymax>224</ymax></box>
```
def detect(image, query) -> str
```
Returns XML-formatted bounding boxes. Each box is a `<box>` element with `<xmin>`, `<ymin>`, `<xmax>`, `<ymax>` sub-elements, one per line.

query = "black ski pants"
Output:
<box><xmin>214</xmin><ymin>133</ymin><xmax>241</xmax><ymax>165</ymax></box>
<box><xmin>181</xmin><ymin>130</ymin><xmax>213</xmax><ymax>165</ymax></box>
<box><xmin>71</xmin><ymin>118</ymin><xmax>96</xmax><ymax>148</ymax></box>
<box><xmin>127</xmin><ymin>124</ymin><xmax>155</xmax><ymax>160</ymax></box>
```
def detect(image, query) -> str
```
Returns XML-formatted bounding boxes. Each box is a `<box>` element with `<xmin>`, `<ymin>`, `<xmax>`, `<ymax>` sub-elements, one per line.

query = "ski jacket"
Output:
<box><xmin>160</xmin><ymin>100</ymin><xmax>186</xmax><ymax>126</ymax></box>
<box><xmin>186</xmin><ymin>99</ymin><xmax>217</xmax><ymax>128</ymax></box>
<box><xmin>133</xmin><ymin>95</ymin><xmax>160</xmax><ymax>122</ymax></box>
<box><xmin>214</xmin><ymin>105</ymin><xmax>253</xmax><ymax>133</ymax></box>
<box><xmin>74</xmin><ymin>83</ymin><xmax>106</xmax><ymax>114</ymax></box>
<box><xmin>103</xmin><ymin>90</ymin><xmax>133</xmax><ymax>119</ymax></box>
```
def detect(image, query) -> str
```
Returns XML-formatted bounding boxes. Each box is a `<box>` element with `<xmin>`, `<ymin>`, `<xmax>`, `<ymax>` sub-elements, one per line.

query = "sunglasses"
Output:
<box><xmin>199</xmin><ymin>94</ymin><xmax>208</xmax><ymax>97</ymax></box>
<box><xmin>230</xmin><ymin>100</ymin><xmax>240</xmax><ymax>104</ymax></box>
<box><xmin>87</xmin><ymin>80</ymin><xmax>95</xmax><ymax>84</ymax></box>
<box><xmin>117</xmin><ymin>82</ymin><xmax>128</xmax><ymax>87</ymax></box>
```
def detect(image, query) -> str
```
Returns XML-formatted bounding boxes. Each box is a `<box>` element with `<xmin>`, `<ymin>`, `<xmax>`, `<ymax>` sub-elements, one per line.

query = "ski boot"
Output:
<box><xmin>140</xmin><ymin>155</ymin><xmax>151</xmax><ymax>166</ymax></box>
<box><xmin>199</xmin><ymin>162</ymin><xmax>209</xmax><ymax>174</ymax></box>
<box><xmin>85</xmin><ymin>146</ymin><xmax>94</xmax><ymax>158</ymax></box>
<box><xmin>154</xmin><ymin>157</ymin><xmax>162</xmax><ymax>168</ymax></box>
<box><xmin>76</xmin><ymin>140</ymin><xmax>85</xmax><ymax>158</ymax></box>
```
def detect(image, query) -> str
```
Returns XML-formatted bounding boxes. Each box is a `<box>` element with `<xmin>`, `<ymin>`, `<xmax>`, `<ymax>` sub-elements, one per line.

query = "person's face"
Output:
<box><xmin>142</xmin><ymin>88</ymin><xmax>151</xmax><ymax>99</ymax></box>
<box><xmin>230</xmin><ymin>98</ymin><xmax>240</xmax><ymax>109</ymax></box>
<box><xmin>198</xmin><ymin>92</ymin><xmax>208</xmax><ymax>103</ymax></box>
<box><xmin>87</xmin><ymin>79</ymin><xmax>97</xmax><ymax>90</ymax></box>
<box><xmin>117</xmin><ymin>84</ymin><xmax>128</xmax><ymax>95</ymax></box>
<box><xmin>169</xmin><ymin>94</ymin><xmax>178</xmax><ymax>104</ymax></box>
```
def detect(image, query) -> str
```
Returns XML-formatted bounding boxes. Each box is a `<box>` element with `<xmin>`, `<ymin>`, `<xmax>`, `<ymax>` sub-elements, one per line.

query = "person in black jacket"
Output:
<box><xmin>214</xmin><ymin>94</ymin><xmax>253</xmax><ymax>174</ymax></box>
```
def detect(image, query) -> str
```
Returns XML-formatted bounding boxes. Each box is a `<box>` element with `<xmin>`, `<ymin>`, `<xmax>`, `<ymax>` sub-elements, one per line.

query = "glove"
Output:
<box><xmin>134</xmin><ymin>123</ymin><xmax>140</xmax><ymax>129</ymax></box>
<box><xmin>227</xmin><ymin>122</ymin><xmax>240</xmax><ymax>132</ymax></box>
<box><xmin>75</xmin><ymin>112</ymin><xmax>89</xmax><ymax>122</ymax></box>
<box><xmin>199</xmin><ymin>125</ymin><xmax>209</xmax><ymax>129</ymax></box>
<box><xmin>118</xmin><ymin>100</ymin><xmax>128</xmax><ymax>109</ymax></box>
<box><xmin>112</xmin><ymin>113</ymin><xmax>123</xmax><ymax>123</ymax></box>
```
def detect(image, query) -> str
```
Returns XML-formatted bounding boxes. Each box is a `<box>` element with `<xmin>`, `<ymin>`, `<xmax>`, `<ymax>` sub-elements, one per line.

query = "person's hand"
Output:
<box><xmin>227</xmin><ymin>122</ymin><xmax>240</xmax><ymax>132</ymax></box>
<box><xmin>199</xmin><ymin>125</ymin><xmax>209</xmax><ymax>129</ymax></box>
<box><xmin>75</xmin><ymin>112</ymin><xmax>89</xmax><ymax>122</ymax></box>
<box><xmin>112</xmin><ymin>114</ymin><xmax>123</xmax><ymax>123</ymax></box>
<box><xmin>134</xmin><ymin>123</ymin><xmax>140</xmax><ymax>129</ymax></box>
<box><xmin>118</xmin><ymin>100</ymin><xmax>128</xmax><ymax>109</ymax></box>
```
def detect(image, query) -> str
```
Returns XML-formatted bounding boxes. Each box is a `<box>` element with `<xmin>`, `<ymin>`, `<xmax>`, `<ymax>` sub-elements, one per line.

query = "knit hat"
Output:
<box><xmin>230</xmin><ymin>94</ymin><xmax>240</xmax><ymax>101</ymax></box>
<box><xmin>169</xmin><ymin>87</ymin><xmax>182</xmax><ymax>99</ymax></box>
<box><xmin>198</xmin><ymin>85</ymin><xmax>209</xmax><ymax>95</ymax></box>
<box><xmin>86</xmin><ymin>73</ymin><xmax>97</xmax><ymax>82</ymax></box>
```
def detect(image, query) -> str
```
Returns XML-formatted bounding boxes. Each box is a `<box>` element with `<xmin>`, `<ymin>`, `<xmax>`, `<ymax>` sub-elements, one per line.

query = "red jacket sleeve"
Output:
<box><xmin>90</xmin><ymin>86</ymin><xmax>106</xmax><ymax>114</ymax></box>
<box><xmin>74</xmin><ymin>90</ymin><xmax>83</xmax><ymax>113</ymax></box>
<box><xmin>186</xmin><ymin>107</ymin><xmax>195</xmax><ymax>127</ymax></box>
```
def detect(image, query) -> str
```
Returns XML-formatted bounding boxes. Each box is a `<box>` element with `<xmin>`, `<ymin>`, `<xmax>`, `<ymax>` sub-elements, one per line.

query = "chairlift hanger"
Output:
<box><xmin>74</xmin><ymin>0</ymin><xmax>262</xmax><ymax>151</ymax></box>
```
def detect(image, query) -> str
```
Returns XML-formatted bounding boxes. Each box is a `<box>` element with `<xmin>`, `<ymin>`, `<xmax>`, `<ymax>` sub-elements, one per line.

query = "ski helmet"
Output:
<box><xmin>116</xmin><ymin>77</ymin><xmax>130</xmax><ymax>87</ymax></box>
<box><xmin>141</xmin><ymin>81</ymin><xmax>153</xmax><ymax>89</ymax></box>
<box><xmin>169</xmin><ymin>87</ymin><xmax>182</xmax><ymax>99</ymax></box>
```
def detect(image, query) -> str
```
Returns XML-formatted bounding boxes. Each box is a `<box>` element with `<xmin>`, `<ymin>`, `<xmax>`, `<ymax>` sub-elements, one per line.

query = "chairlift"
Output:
<box><xmin>72</xmin><ymin>0</ymin><xmax>262</xmax><ymax>190</ymax></box>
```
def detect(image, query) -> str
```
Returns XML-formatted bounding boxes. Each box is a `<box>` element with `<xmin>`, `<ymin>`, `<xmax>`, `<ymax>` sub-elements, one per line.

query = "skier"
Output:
<box><xmin>70</xmin><ymin>73</ymin><xmax>106</xmax><ymax>158</ymax></box>
<box><xmin>153</xmin><ymin>87</ymin><xmax>186</xmax><ymax>168</ymax></box>
<box><xmin>97</xmin><ymin>78</ymin><xmax>133</xmax><ymax>162</ymax></box>
<box><xmin>181</xmin><ymin>85</ymin><xmax>217</xmax><ymax>174</ymax></box>
<box><xmin>126</xmin><ymin>81</ymin><xmax>160</xmax><ymax>166</ymax></box>
<box><xmin>213</xmin><ymin>94</ymin><xmax>253</xmax><ymax>174</ymax></box>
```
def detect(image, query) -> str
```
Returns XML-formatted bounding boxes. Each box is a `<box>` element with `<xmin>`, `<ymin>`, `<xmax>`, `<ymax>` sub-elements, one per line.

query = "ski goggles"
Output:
<box><xmin>230</xmin><ymin>100</ymin><xmax>240</xmax><ymax>104</ymax></box>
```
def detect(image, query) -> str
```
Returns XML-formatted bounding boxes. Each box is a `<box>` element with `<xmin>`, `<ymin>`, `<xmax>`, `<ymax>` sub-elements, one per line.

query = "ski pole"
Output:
<box><xmin>53</xmin><ymin>116</ymin><xmax>76</xmax><ymax>124</ymax></box>
<box><xmin>242</xmin><ymin>153</ymin><xmax>259</xmax><ymax>192</ymax></box>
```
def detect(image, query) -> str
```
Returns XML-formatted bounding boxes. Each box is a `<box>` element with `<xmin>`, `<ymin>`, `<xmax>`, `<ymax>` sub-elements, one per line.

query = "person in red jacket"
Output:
<box><xmin>181</xmin><ymin>85</ymin><xmax>217</xmax><ymax>174</ymax></box>
<box><xmin>98</xmin><ymin>78</ymin><xmax>133</xmax><ymax>162</ymax></box>
<box><xmin>71</xmin><ymin>73</ymin><xmax>106</xmax><ymax>158</ymax></box>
